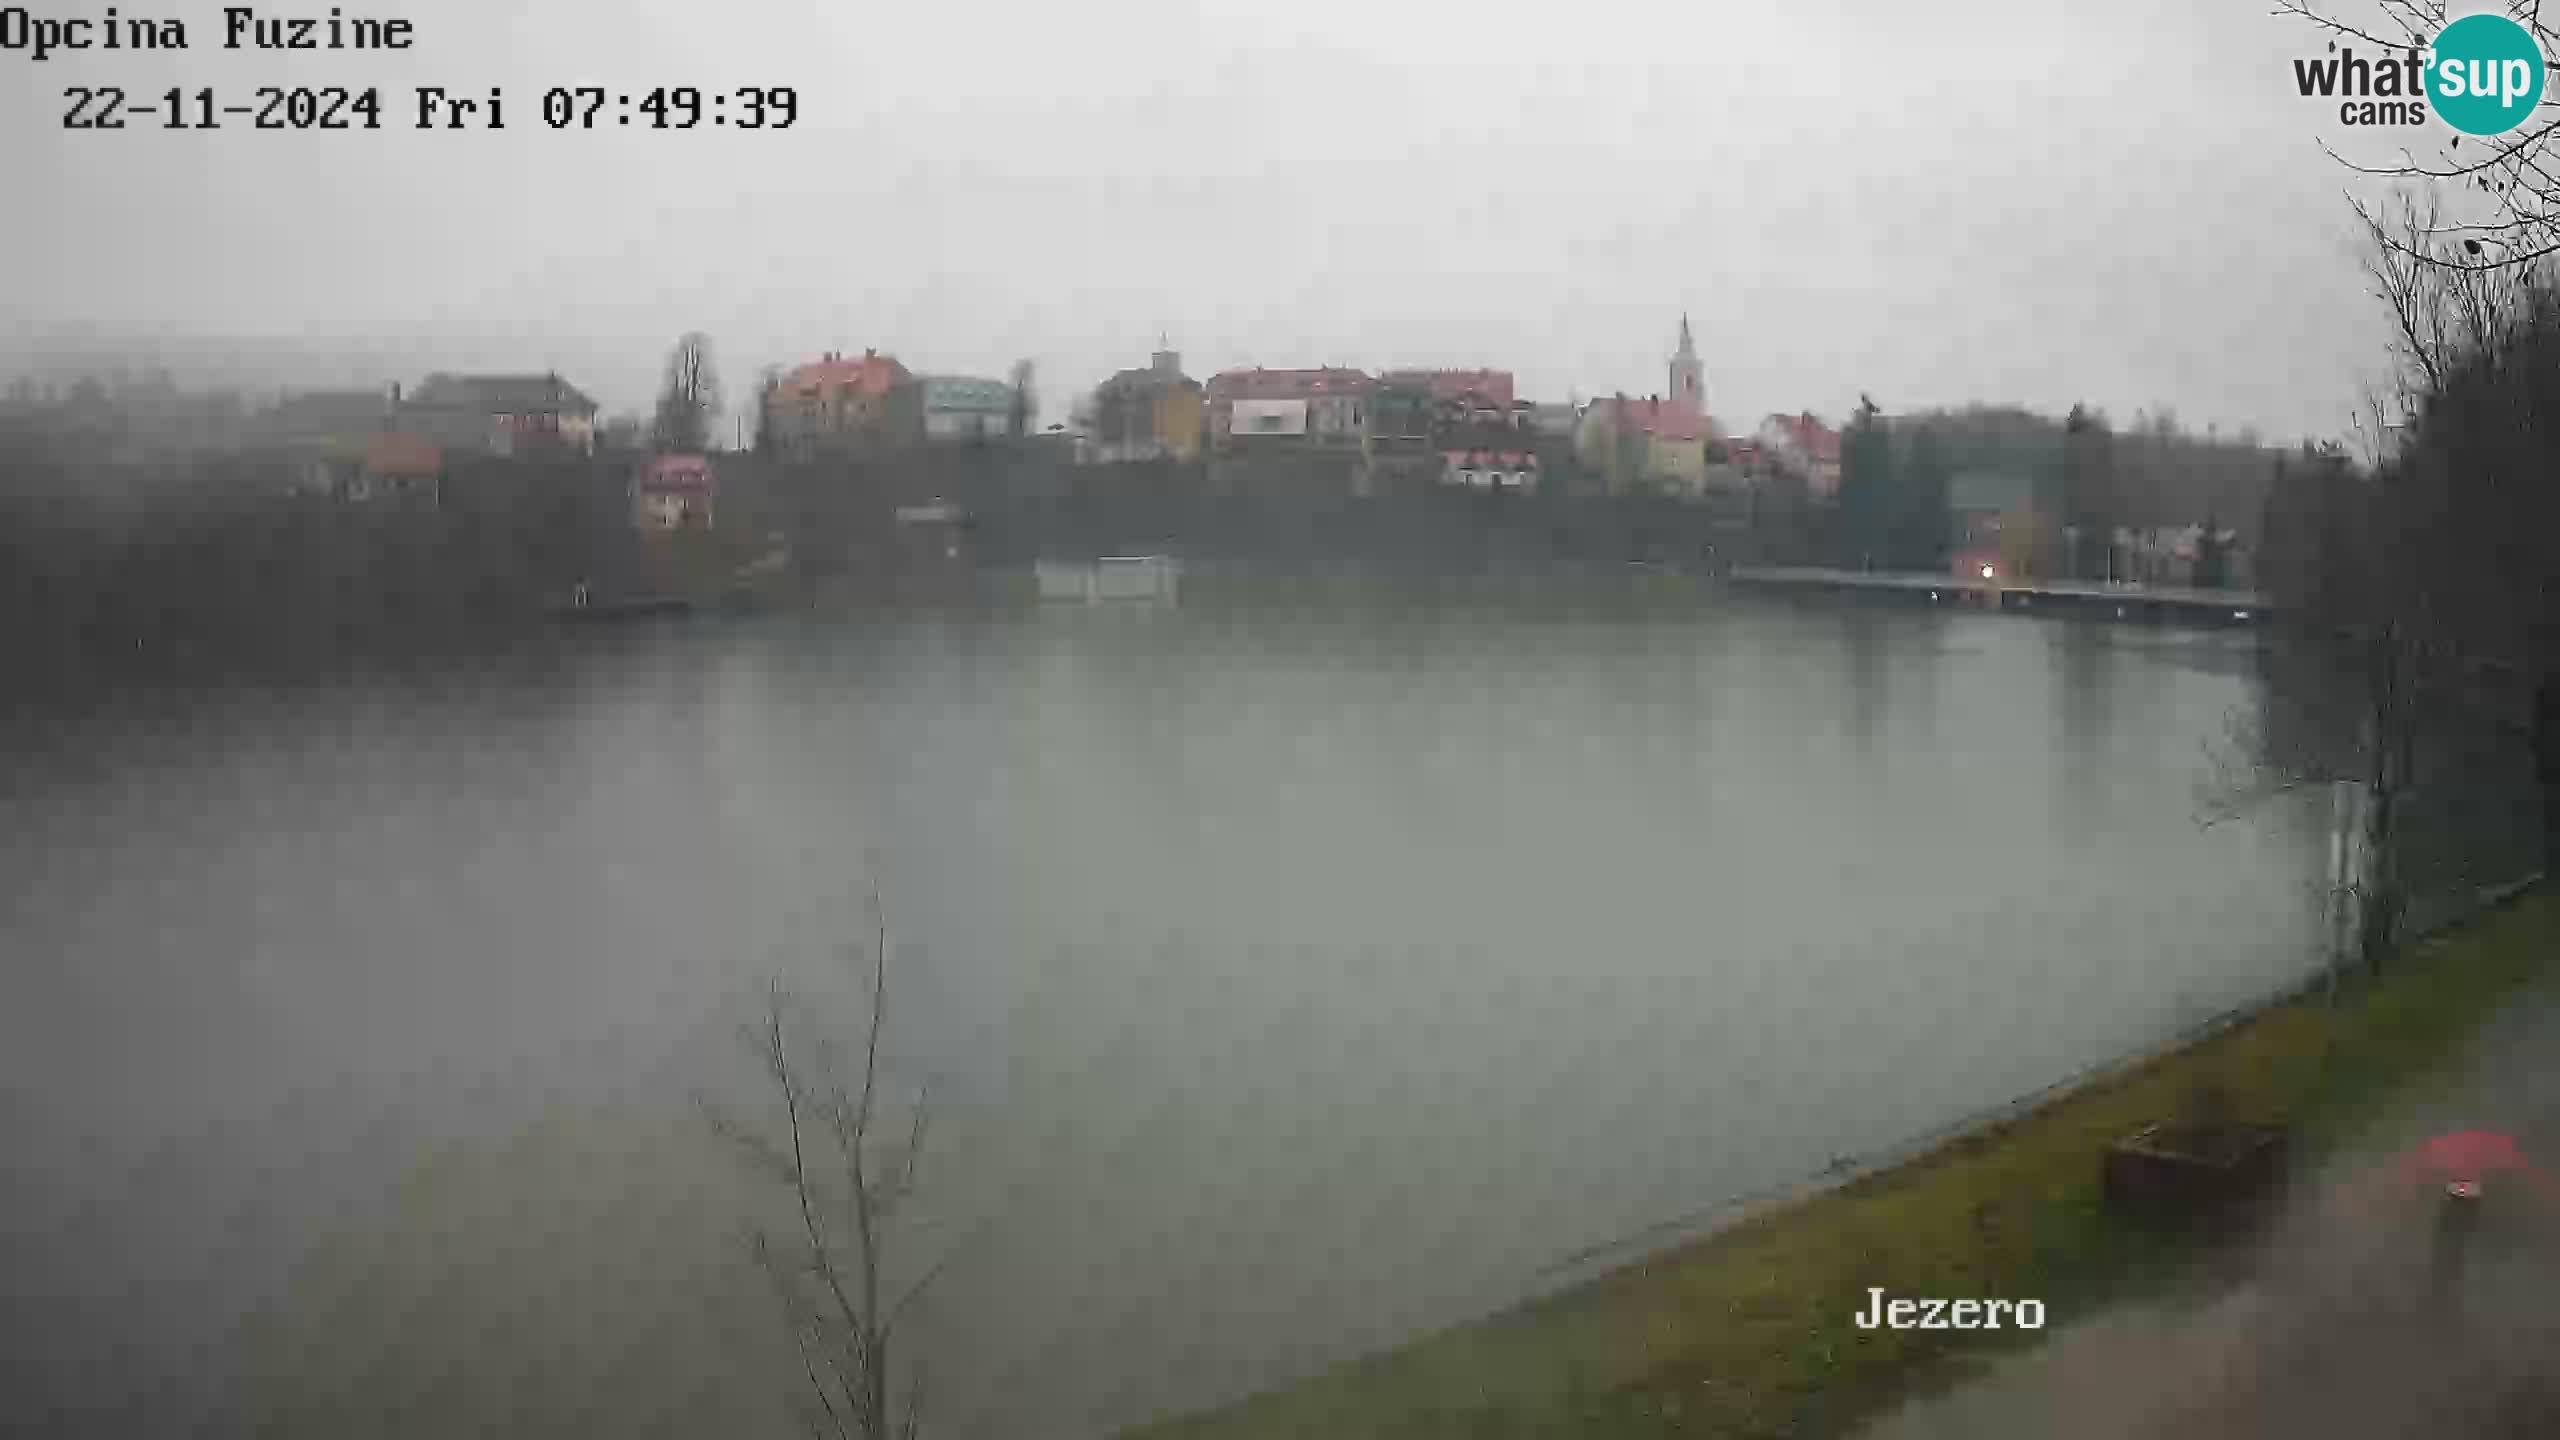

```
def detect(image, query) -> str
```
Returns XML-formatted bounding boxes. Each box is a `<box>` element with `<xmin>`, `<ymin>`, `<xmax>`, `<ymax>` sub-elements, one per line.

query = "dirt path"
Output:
<box><xmin>1857</xmin><ymin>987</ymin><xmax>2560</xmax><ymax>1440</ymax></box>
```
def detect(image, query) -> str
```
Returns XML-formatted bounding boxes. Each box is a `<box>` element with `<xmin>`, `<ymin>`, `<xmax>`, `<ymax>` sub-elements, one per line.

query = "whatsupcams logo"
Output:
<box><xmin>2293</xmin><ymin>11</ymin><xmax>2548</xmax><ymax>133</ymax></box>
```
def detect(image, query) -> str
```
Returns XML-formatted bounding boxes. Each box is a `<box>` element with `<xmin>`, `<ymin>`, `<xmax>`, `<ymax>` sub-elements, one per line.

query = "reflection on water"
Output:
<box><xmin>1</xmin><ymin>599</ymin><xmax>2332</xmax><ymax>1439</ymax></box>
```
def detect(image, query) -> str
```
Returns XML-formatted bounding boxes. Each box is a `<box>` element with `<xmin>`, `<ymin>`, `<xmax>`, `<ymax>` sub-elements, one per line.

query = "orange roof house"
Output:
<box><xmin>776</xmin><ymin>349</ymin><xmax>910</xmax><ymax>400</ymax></box>
<box><xmin>766</xmin><ymin>348</ymin><xmax>915</xmax><ymax>457</ymax></box>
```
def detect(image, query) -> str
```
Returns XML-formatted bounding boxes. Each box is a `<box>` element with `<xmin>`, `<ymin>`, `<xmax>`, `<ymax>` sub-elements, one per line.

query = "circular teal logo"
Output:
<box><xmin>2429</xmin><ymin>14</ymin><xmax>2547</xmax><ymax>136</ymax></box>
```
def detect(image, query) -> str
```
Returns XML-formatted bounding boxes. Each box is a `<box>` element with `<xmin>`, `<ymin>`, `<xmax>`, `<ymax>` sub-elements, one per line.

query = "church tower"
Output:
<box><xmin>1669</xmin><ymin>313</ymin><xmax>1704</xmax><ymax>420</ymax></box>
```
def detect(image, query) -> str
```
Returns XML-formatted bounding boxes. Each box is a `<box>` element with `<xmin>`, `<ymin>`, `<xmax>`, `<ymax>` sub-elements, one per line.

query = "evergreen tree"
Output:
<box><xmin>1836</xmin><ymin>395</ymin><xmax>1892</xmax><ymax>569</ymax></box>
<box><xmin>2061</xmin><ymin>402</ymin><xmax>2116</xmax><ymax>579</ymax></box>
<box><xmin>1890</xmin><ymin>425</ymin><xmax>1952</xmax><ymax>573</ymax></box>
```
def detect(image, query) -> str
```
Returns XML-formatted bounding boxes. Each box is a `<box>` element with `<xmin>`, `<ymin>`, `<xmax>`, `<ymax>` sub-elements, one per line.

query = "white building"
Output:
<box><xmin>1228</xmin><ymin>397</ymin><xmax>1310</xmax><ymax>437</ymax></box>
<box><xmin>917</xmin><ymin>375</ymin><xmax>1018</xmax><ymax>441</ymax></box>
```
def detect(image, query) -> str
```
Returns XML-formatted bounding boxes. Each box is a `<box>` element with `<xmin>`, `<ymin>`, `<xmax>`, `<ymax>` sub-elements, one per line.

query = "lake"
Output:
<box><xmin>0</xmin><ymin>595</ymin><xmax>2338</xmax><ymax>1439</ymax></box>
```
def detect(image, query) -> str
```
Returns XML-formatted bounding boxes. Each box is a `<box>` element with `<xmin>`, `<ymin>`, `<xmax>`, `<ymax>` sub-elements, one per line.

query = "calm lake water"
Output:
<box><xmin>1</xmin><ymin>596</ymin><xmax>2336</xmax><ymax>1439</ymax></box>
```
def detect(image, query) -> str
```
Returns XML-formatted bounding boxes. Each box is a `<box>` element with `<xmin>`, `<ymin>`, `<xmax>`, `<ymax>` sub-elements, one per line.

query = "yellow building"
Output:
<box><xmin>1577</xmin><ymin>318</ymin><xmax>1717</xmax><ymax>496</ymax></box>
<box><xmin>1579</xmin><ymin>398</ymin><xmax>1713</xmax><ymax>496</ymax></box>
<box><xmin>1153</xmin><ymin>383</ymin><xmax>1205</xmax><ymax>461</ymax></box>
<box><xmin>1645</xmin><ymin>435</ymin><xmax>1709</xmax><ymax>494</ymax></box>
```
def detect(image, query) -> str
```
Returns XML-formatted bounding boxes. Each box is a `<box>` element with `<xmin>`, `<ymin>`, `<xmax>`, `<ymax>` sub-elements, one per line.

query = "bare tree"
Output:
<box><xmin>2360</xmin><ymin>190</ymin><xmax>2531</xmax><ymax>399</ymax></box>
<box><xmin>2209</xmin><ymin>193</ymin><xmax>2560</xmax><ymax>968</ymax></box>
<box><xmin>654</xmin><ymin>332</ymin><xmax>724</xmax><ymax>455</ymax></box>
<box><xmin>704</xmin><ymin>887</ymin><xmax>955</xmax><ymax>1440</ymax></box>
<box><xmin>2202</xmin><ymin>442</ymin><xmax>2421</xmax><ymax>972</ymax></box>
<box><xmin>2279</xmin><ymin>0</ymin><xmax>2560</xmax><ymax>270</ymax></box>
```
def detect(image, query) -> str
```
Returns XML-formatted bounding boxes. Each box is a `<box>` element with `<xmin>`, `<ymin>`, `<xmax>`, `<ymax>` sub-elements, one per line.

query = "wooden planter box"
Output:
<box><xmin>2102</xmin><ymin>1121</ymin><xmax>2289</xmax><ymax>1222</ymax></box>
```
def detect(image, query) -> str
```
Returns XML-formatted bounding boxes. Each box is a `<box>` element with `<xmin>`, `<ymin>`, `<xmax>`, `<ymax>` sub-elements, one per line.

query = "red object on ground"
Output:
<box><xmin>2387</xmin><ymin>1130</ymin><xmax>2560</xmax><ymax>1206</ymax></box>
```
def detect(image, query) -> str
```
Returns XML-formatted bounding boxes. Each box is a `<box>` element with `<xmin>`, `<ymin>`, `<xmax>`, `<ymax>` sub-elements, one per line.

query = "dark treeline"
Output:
<box><xmin>1</xmin><ymin>408</ymin><xmax>1745</xmax><ymax>694</ymax></box>
<box><xmin>1836</xmin><ymin>399</ymin><xmax>2284</xmax><ymax>581</ymax></box>
<box><xmin>3</xmin><ymin>365</ymin><xmax>2300</xmax><ymax>699</ymax></box>
<box><xmin>2</xmin><ymin>430</ymin><xmax>638</xmax><ymax>692</ymax></box>
<box><xmin>2247</xmin><ymin>205</ymin><xmax>2560</xmax><ymax>959</ymax></box>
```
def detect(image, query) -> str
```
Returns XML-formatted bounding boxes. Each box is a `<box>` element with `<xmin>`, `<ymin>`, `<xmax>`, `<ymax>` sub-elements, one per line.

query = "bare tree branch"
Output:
<box><xmin>2286</xmin><ymin>1</ymin><xmax>2560</xmax><ymax>270</ymax></box>
<box><xmin>697</xmin><ymin>1088</ymin><xmax>801</xmax><ymax>1190</ymax></box>
<box><xmin>2273</xmin><ymin>0</ymin><xmax>2428</xmax><ymax>52</ymax></box>
<box><xmin>719</xmin><ymin>879</ymin><xmax>960</xmax><ymax>1440</ymax></box>
<box><xmin>766</xmin><ymin>982</ymin><xmax>877</xmax><ymax>1391</ymax></box>
<box><xmin>792</xmin><ymin>1323</ymin><xmax>856</xmax><ymax>1440</ymax></box>
<box><xmin>884</xmin><ymin>1245</ymin><xmax>958</xmax><ymax>1339</ymax></box>
<box><xmin>653</xmin><ymin>332</ymin><xmax>723</xmax><ymax>453</ymax></box>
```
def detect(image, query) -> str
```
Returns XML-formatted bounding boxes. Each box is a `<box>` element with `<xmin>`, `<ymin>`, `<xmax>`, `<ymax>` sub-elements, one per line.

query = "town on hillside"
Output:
<box><xmin>0</xmin><ymin>314</ymin><xmax>2304</xmax><ymax>657</ymax></box>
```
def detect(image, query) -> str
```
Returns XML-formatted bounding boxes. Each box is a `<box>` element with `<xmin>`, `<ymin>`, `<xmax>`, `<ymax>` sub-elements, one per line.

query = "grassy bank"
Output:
<box><xmin>1131</xmin><ymin>894</ymin><xmax>2560</xmax><ymax>1440</ymax></box>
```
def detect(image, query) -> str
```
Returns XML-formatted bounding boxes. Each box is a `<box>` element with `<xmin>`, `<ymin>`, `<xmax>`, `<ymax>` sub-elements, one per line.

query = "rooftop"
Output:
<box><xmin>1593</xmin><ymin>393</ymin><xmax>1707</xmax><ymax>443</ymax></box>
<box><xmin>1765</xmin><ymin>411</ymin><xmax>1843</xmax><ymax>463</ymax></box>
<box><xmin>1206</xmin><ymin>367</ymin><xmax>1376</xmax><ymax>400</ymax></box>
<box><xmin>917</xmin><ymin>375</ymin><xmax>1016</xmax><ymax>410</ymax></box>
<box><xmin>408</xmin><ymin>372</ymin><xmax>598</xmax><ymax>415</ymax></box>
<box><xmin>776</xmin><ymin>350</ymin><xmax>909</xmax><ymax>397</ymax></box>
<box><xmin>1382</xmin><ymin>369</ymin><xmax>1517</xmax><ymax>409</ymax></box>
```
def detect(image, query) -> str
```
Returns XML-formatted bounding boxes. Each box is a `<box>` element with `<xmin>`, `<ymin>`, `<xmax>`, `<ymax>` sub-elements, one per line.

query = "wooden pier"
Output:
<box><xmin>1726</xmin><ymin>567</ymin><xmax>2267</xmax><ymax>625</ymax></box>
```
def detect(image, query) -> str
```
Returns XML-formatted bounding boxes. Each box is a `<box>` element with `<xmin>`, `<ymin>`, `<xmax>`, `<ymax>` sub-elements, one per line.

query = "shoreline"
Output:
<box><xmin>1129</xmin><ymin>886</ymin><xmax>2559</xmax><ymax>1440</ymax></box>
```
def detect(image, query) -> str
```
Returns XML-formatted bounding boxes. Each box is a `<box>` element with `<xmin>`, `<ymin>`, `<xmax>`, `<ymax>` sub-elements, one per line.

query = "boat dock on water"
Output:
<box><xmin>1726</xmin><ymin>566</ymin><xmax>2266</xmax><ymax>625</ymax></box>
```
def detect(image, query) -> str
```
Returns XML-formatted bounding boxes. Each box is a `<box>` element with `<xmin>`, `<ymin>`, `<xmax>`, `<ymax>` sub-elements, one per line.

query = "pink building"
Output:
<box><xmin>635</xmin><ymin>454</ymin><xmax>716</xmax><ymax>530</ymax></box>
<box><xmin>1440</xmin><ymin>447</ymin><xmax>1541</xmax><ymax>491</ymax></box>
<box><xmin>1756</xmin><ymin>412</ymin><xmax>1844</xmax><ymax>498</ymax></box>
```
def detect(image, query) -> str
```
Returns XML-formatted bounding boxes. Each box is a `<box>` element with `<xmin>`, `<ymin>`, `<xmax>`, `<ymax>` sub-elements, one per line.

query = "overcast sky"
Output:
<box><xmin>0</xmin><ymin>0</ymin><xmax>2435</xmax><ymax>442</ymax></box>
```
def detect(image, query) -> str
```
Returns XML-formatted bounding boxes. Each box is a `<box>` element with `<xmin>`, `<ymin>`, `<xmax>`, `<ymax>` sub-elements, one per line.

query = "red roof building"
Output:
<box><xmin>1383</xmin><ymin>368</ymin><xmax>1516</xmax><ymax>411</ymax></box>
<box><xmin>1440</xmin><ymin>447</ymin><xmax>1541</xmax><ymax>490</ymax></box>
<box><xmin>634</xmin><ymin>453</ymin><xmax>717</xmax><ymax>530</ymax></box>
<box><xmin>1204</xmin><ymin>367</ymin><xmax>1376</xmax><ymax>401</ymax></box>
<box><xmin>1441</xmin><ymin>448</ymin><xmax>1540</xmax><ymax>467</ymax></box>
<box><xmin>1205</xmin><ymin>367</ymin><xmax>1376</xmax><ymax>444</ymax></box>
<box><xmin>1755</xmin><ymin>411</ymin><xmax>1845</xmax><ymax>497</ymax></box>
<box><xmin>1764</xmin><ymin>411</ymin><xmax>1842</xmax><ymax>465</ymax></box>
<box><xmin>777</xmin><ymin>349</ymin><xmax>908</xmax><ymax>397</ymax></box>
<box><xmin>768</xmin><ymin>348</ymin><xmax>914</xmax><ymax>457</ymax></box>
<box><xmin>1592</xmin><ymin>394</ymin><xmax>1709</xmax><ymax>443</ymax></box>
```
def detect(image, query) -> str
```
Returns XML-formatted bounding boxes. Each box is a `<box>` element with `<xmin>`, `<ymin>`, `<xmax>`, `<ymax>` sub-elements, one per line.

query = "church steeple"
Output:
<box><xmin>1669</xmin><ymin>313</ymin><xmax>1704</xmax><ymax>420</ymax></box>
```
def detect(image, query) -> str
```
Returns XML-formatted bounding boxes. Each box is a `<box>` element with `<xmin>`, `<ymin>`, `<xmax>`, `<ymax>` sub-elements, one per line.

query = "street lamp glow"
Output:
<box><xmin>1980</xmin><ymin>565</ymin><xmax>1995</xmax><ymax>580</ymax></box>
